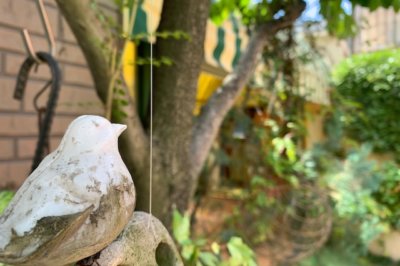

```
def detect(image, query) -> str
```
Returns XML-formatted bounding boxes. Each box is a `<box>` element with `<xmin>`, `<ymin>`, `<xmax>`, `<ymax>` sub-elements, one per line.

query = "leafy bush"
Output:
<box><xmin>330</xmin><ymin>49</ymin><xmax>400</xmax><ymax>159</ymax></box>
<box><xmin>172</xmin><ymin>209</ymin><xmax>257</xmax><ymax>266</ymax></box>
<box><xmin>324</xmin><ymin>146</ymin><xmax>390</xmax><ymax>244</ymax></box>
<box><xmin>292</xmin><ymin>145</ymin><xmax>400</xmax><ymax>265</ymax></box>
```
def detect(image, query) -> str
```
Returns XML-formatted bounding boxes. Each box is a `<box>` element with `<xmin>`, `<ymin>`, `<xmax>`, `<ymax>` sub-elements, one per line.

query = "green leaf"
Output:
<box><xmin>368</xmin><ymin>0</ymin><xmax>382</xmax><ymax>11</ymax></box>
<box><xmin>226</xmin><ymin>237</ymin><xmax>257</xmax><ymax>266</ymax></box>
<box><xmin>394</xmin><ymin>0</ymin><xmax>400</xmax><ymax>11</ymax></box>
<box><xmin>199</xmin><ymin>252</ymin><xmax>219</xmax><ymax>266</ymax></box>
<box><xmin>172</xmin><ymin>209</ymin><xmax>191</xmax><ymax>244</ymax></box>
<box><xmin>284</xmin><ymin>136</ymin><xmax>297</xmax><ymax>163</ymax></box>
<box><xmin>250</xmin><ymin>175</ymin><xmax>268</xmax><ymax>188</ymax></box>
<box><xmin>0</xmin><ymin>191</ymin><xmax>14</xmax><ymax>214</ymax></box>
<box><xmin>255</xmin><ymin>193</ymin><xmax>269</xmax><ymax>207</ymax></box>
<box><xmin>181</xmin><ymin>243</ymin><xmax>196</xmax><ymax>261</ymax></box>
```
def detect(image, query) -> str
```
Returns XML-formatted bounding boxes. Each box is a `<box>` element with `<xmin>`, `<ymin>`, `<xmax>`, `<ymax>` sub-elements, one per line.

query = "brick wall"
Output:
<box><xmin>0</xmin><ymin>0</ymin><xmax>116</xmax><ymax>189</ymax></box>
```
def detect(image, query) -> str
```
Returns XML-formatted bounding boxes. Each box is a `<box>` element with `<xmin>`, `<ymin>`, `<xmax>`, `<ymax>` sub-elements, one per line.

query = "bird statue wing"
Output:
<box><xmin>0</xmin><ymin>156</ymin><xmax>99</xmax><ymax>263</ymax></box>
<box><xmin>0</xmin><ymin>205</ymin><xmax>94</xmax><ymax>264</ymax></box>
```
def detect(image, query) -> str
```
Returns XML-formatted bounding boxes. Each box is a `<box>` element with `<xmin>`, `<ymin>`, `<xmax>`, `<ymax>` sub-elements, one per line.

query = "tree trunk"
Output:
<box><xmin>56</xmin><ymin>0</ymin><xmax>305</xmax><ymax>226</ymax></box>
<box><xmin>150</xmin><ymin>0</ymin><xmax>210</xmax><ymax>223</ymax></box>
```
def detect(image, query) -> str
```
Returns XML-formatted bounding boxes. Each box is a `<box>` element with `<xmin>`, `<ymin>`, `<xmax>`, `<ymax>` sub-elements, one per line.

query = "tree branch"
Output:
<box><xmin>56</xmin><ymin>0</ymin><xmax>149</xmax><ymax>179</ymax></box>
<box><xmin>191</xmin><ymin>1</ymin><xmax>306</xmax><ymax>176</ymax></box>
<box><xmin>56</xmin><ymin>0</ymin><xmax>110</xmax><ymax>102</ymax></box>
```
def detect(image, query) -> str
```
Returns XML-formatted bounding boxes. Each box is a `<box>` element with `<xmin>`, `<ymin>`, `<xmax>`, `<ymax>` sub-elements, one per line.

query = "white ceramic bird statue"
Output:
<box><xmin>0</xmin><ymin>115</ymin><xmax>136</xmax><ymax>266</ymax></box>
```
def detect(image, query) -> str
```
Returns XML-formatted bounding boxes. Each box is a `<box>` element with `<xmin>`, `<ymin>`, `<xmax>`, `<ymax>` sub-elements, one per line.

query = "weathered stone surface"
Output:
<box><xmin>97</xmin><ymin>211</ymin><xmax>183</xmax><ymax>266</ymax></box>
<box><xmin>0</xmin><ymin>116</ymin><xmax>135</xmax><ymax>266</ymax></box>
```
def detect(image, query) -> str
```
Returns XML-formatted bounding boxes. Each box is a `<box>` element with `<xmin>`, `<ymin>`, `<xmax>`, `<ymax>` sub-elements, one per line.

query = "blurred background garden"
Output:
<box><xmin>2</xmin><ymin>0</ymin><xmax>400</xmax><ymax>265</ymax></box>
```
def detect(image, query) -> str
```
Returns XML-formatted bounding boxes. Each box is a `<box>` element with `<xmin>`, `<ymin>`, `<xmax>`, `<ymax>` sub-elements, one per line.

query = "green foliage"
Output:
<box><xmin>172</xmin><ymin>209</ymin><xmax>191</xmax><ymax>244</ymax></box>
<box><xmin>130</xmin><ymin>30</ymin><xmax>190</xmax><ymax>42</ymax></box>
<box><xmin>211</xmin><ymin>0</ymin><xmax>399</xmax><ymax>37</ymax></box>
<box><xmin>0</xmin><ymin>190</ymin><xmax>14</xmax><ymax>214</ymax></box>
<box><xmin>329</xmin><ymin>49</ymin><xmax>400</xmax><ymax>159</ymax></box>
<box><xmin>304</xmin><ymin>144</ymin><xmax>400</xmax><ymax>251</ymax></box>
<box><xmin>267</xmin><ymin>132</ymin><xmax>301</xmax><ymax>185</ymax></box>
<box><xmin>319</xmin><ymin>1</ymin><xmax>357</xmax><ymax>37</ymax></box>
<box><xmin>350</xmin><ymin>0</ymin><xmax>400</xmax><ymax>11</ymax></box>
<box><xmin>208</xmin><ymin>1</ymin><xmax>400</xmax><ymax>264</ymax></box>
<box><xmin>172</xmin><ymin>209</ymin><xmax>257</xmax><ymax>266</ymax></box>
<box><xmin>135</xmin><ymin>56</ymin><xmax>173</xmax><ymax>67</ymax></box>
<box><xmin>372</xmin><ymin>162</ymin><xmax>400</xmax><ymax>228</ymax></box>
<box><xmin>222</xmin><ymin>237</ymin><xmax>257</xmax><ymax>266</ymax></box>
<box><xmin>298</xmin><ymin>213</ymin><xmax>400</xmax><ymax>266</ymax></box>
<box><xmin>277</xmin><ymin>144</ymin><xmax>400</xmax><ymax>265</ymax></box>
<box><xmin>224</xmin><ymin>175</ymin><xmax>278</xmax><ymax>245</ymax></box>
<box><xmin>210</xmin><ymin>0</ymin><xmax>263</xmax><ymax>25</ymax></box>
<box><xmin>298</xmin><ymin>244</ymin><xmax>399</xmax><ymax>266</ymax></box>
<box><xmin>324</xmin><ymin>146</ymin><xmax>390</xmax><ymax>244</ymax></box>
<box><xmin>91</xmin><ymin>0</ymin><xmax>190</xmax><ymax>123</ymax></box>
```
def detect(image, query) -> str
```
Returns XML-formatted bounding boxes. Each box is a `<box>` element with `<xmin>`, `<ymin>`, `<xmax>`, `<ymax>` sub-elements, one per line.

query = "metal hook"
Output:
<box><xmin>21</xmin><ymin>0</ymin><xmax>56</xmax><ymax>63</ymax></box>
<box><xmin>22</xmin><ymin>29</ymin><xmax>41</xmax><ymax>64</ymax></box>
<box><xmin>36</xmin><ymin>0</ymin><xmax>56</xmax><ymax>56</ymax></box>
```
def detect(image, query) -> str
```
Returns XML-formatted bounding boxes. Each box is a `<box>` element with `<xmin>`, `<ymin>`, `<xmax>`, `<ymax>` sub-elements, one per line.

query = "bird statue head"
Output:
<box><xmin>59</xmin><ymin>115</ymin><xmax>127</xmax><ymax>155</ymax></box>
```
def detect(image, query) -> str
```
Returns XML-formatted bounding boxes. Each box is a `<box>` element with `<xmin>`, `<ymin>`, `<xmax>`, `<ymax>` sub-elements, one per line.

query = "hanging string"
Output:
<box><xmin>149</xmin><ymin>32</ymin><xmax>154</xmax><ymax>217</ymax></box>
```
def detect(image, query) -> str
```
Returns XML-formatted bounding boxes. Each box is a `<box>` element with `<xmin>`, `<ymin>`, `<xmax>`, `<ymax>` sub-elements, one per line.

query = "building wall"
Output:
<box><xmin>0</xmin><ymin>0</ymin><xmax>116</xmax><ymax>189</ymax></box>
<box><xmin>350</xmin><ymin>6</ymin><xmax>400</xmax><ymax>53</ymax></box>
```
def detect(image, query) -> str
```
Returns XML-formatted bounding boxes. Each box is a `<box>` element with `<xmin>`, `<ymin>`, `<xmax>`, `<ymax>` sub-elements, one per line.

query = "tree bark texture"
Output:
<box><xmin>150</xmin><ymin>0</ymin><xmax>210</xmax><ymax>222</ymax></box>
<box><xmin>56</xmin><ymin>0</ymin><xmax>305</xmax><ymax>226</ymax></box>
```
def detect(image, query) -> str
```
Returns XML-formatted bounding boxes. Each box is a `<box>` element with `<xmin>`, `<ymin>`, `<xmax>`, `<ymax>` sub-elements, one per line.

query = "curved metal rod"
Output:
<box><xmin>33</xmin><ymin>80</ymin><xmax>52</xmax><ymax>111</ymax></box>
<box><xmin>14</xmin><ymin>52</ymin><xmax>62</xmax><ymax>172</ymax></box>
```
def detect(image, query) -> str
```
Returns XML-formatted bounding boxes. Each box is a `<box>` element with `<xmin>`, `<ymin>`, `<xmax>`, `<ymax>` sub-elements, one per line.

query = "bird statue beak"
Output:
<box><xmin>112</xmin><ymin>123</ymin><xmax>127</xmax><ymax>137</ymax></box>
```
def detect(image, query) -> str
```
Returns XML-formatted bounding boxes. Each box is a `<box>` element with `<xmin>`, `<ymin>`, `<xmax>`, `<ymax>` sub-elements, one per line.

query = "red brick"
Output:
<box><xmin>0</xmin><ymin>0</ymin><xmax>59</xmax><ymax>37</ymax></box>
<box><xmin>16</xmin><ymin>129</ymin><xmax>83</xmax><ymax>161</ymax></box>
<box><xmin>49</xmin><ymin>136</ymin><xmax>62</xmax><ymax>150</ymax></box>
<box><xmin>56</xmin><ymin>86</ymin><xmax>103</xmax><ymax>115</ymax></box>
<box><xmin>0</xmin><ymin>27</ymin><xmax>49</xmax><ymax>55</ymax></box>
<box><xmin>63</xmin><ymin>64</ymin><xmax>94</xmax><ymax>87</ymax></box>
<box><xmin>17</xmin><ymin>135</ymin><xmax>64</xmax><ymax>159</ymax></box>
<box><xmin>51</xmin><ymin>115</ymin><xmax>79</xmax><ymax>135</ymax></box>
<box><xmin>16</xmin><ymin>80</ymin><xmax>103</xmax><ymax>115</ymax></box>
<box><xmin>16</xmin><ymin>137</ymin><xmax>37</xmax><ymax>159</ymax></box>
<box><xmin>0</xmin><ymin>114</ymin><xmax>38</xmax><ymax>136</ymax></box>
<box><xmin>0</xmin><ymin>113</ymin><xmax>79</xmax><ymax>137</ymax></box>
<box><xmin>0</xmin><ymin>139</ymin><xmax>14</xmax><ymax>159</ymax></box>
<box><xmin>0</xmin><ymin>160</ymin><xmax>30</xmax><ymax>189</ymax></box>
<box><xmin>0</xmin><ymin>77</ymin><xmax>21</xmax><ymax>111</ymax></box>
<box><xmin>57</xmin><ymin>42</ymin><xmax>86</xmax><ymax>65</ymax></box>
<box><xmin>60</xmin><ymin>18</ymin><xmax>76</xmax><ymax>43</ymax></box>
<box><xmin>0</xmin><ymin>27</ymin><xmax>26</xmax><ymax>53</ymax></box>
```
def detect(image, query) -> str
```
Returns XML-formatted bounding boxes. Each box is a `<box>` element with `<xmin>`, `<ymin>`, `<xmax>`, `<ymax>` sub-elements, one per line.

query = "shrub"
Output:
<box><xmin>330</xmin><ymin>49</ymin><xmax>400</xmax><ymax>158</ymax></box>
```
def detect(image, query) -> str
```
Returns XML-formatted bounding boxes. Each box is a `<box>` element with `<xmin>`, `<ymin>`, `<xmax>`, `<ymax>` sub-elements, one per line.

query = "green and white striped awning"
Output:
<box><xmin>123</xmin><ymin>1</ymin><xmax>331</xmax><ymax>106</ymax></box>
<box><xmin>204</xmin><ymin>17</ymin><xmax>249</xmax><ymax>73</ymax></box>
<box><xmin>124</xmin><ymin>0</ymin><xmax>249</xmax><ymax>74</ymax></box>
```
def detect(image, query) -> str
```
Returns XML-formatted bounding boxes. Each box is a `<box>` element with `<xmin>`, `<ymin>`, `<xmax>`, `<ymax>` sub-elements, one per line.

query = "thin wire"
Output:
<box><xmin>149</xmin><ymin>32</ymin><xmax>153</xmax><ymax>216</ymax></box>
